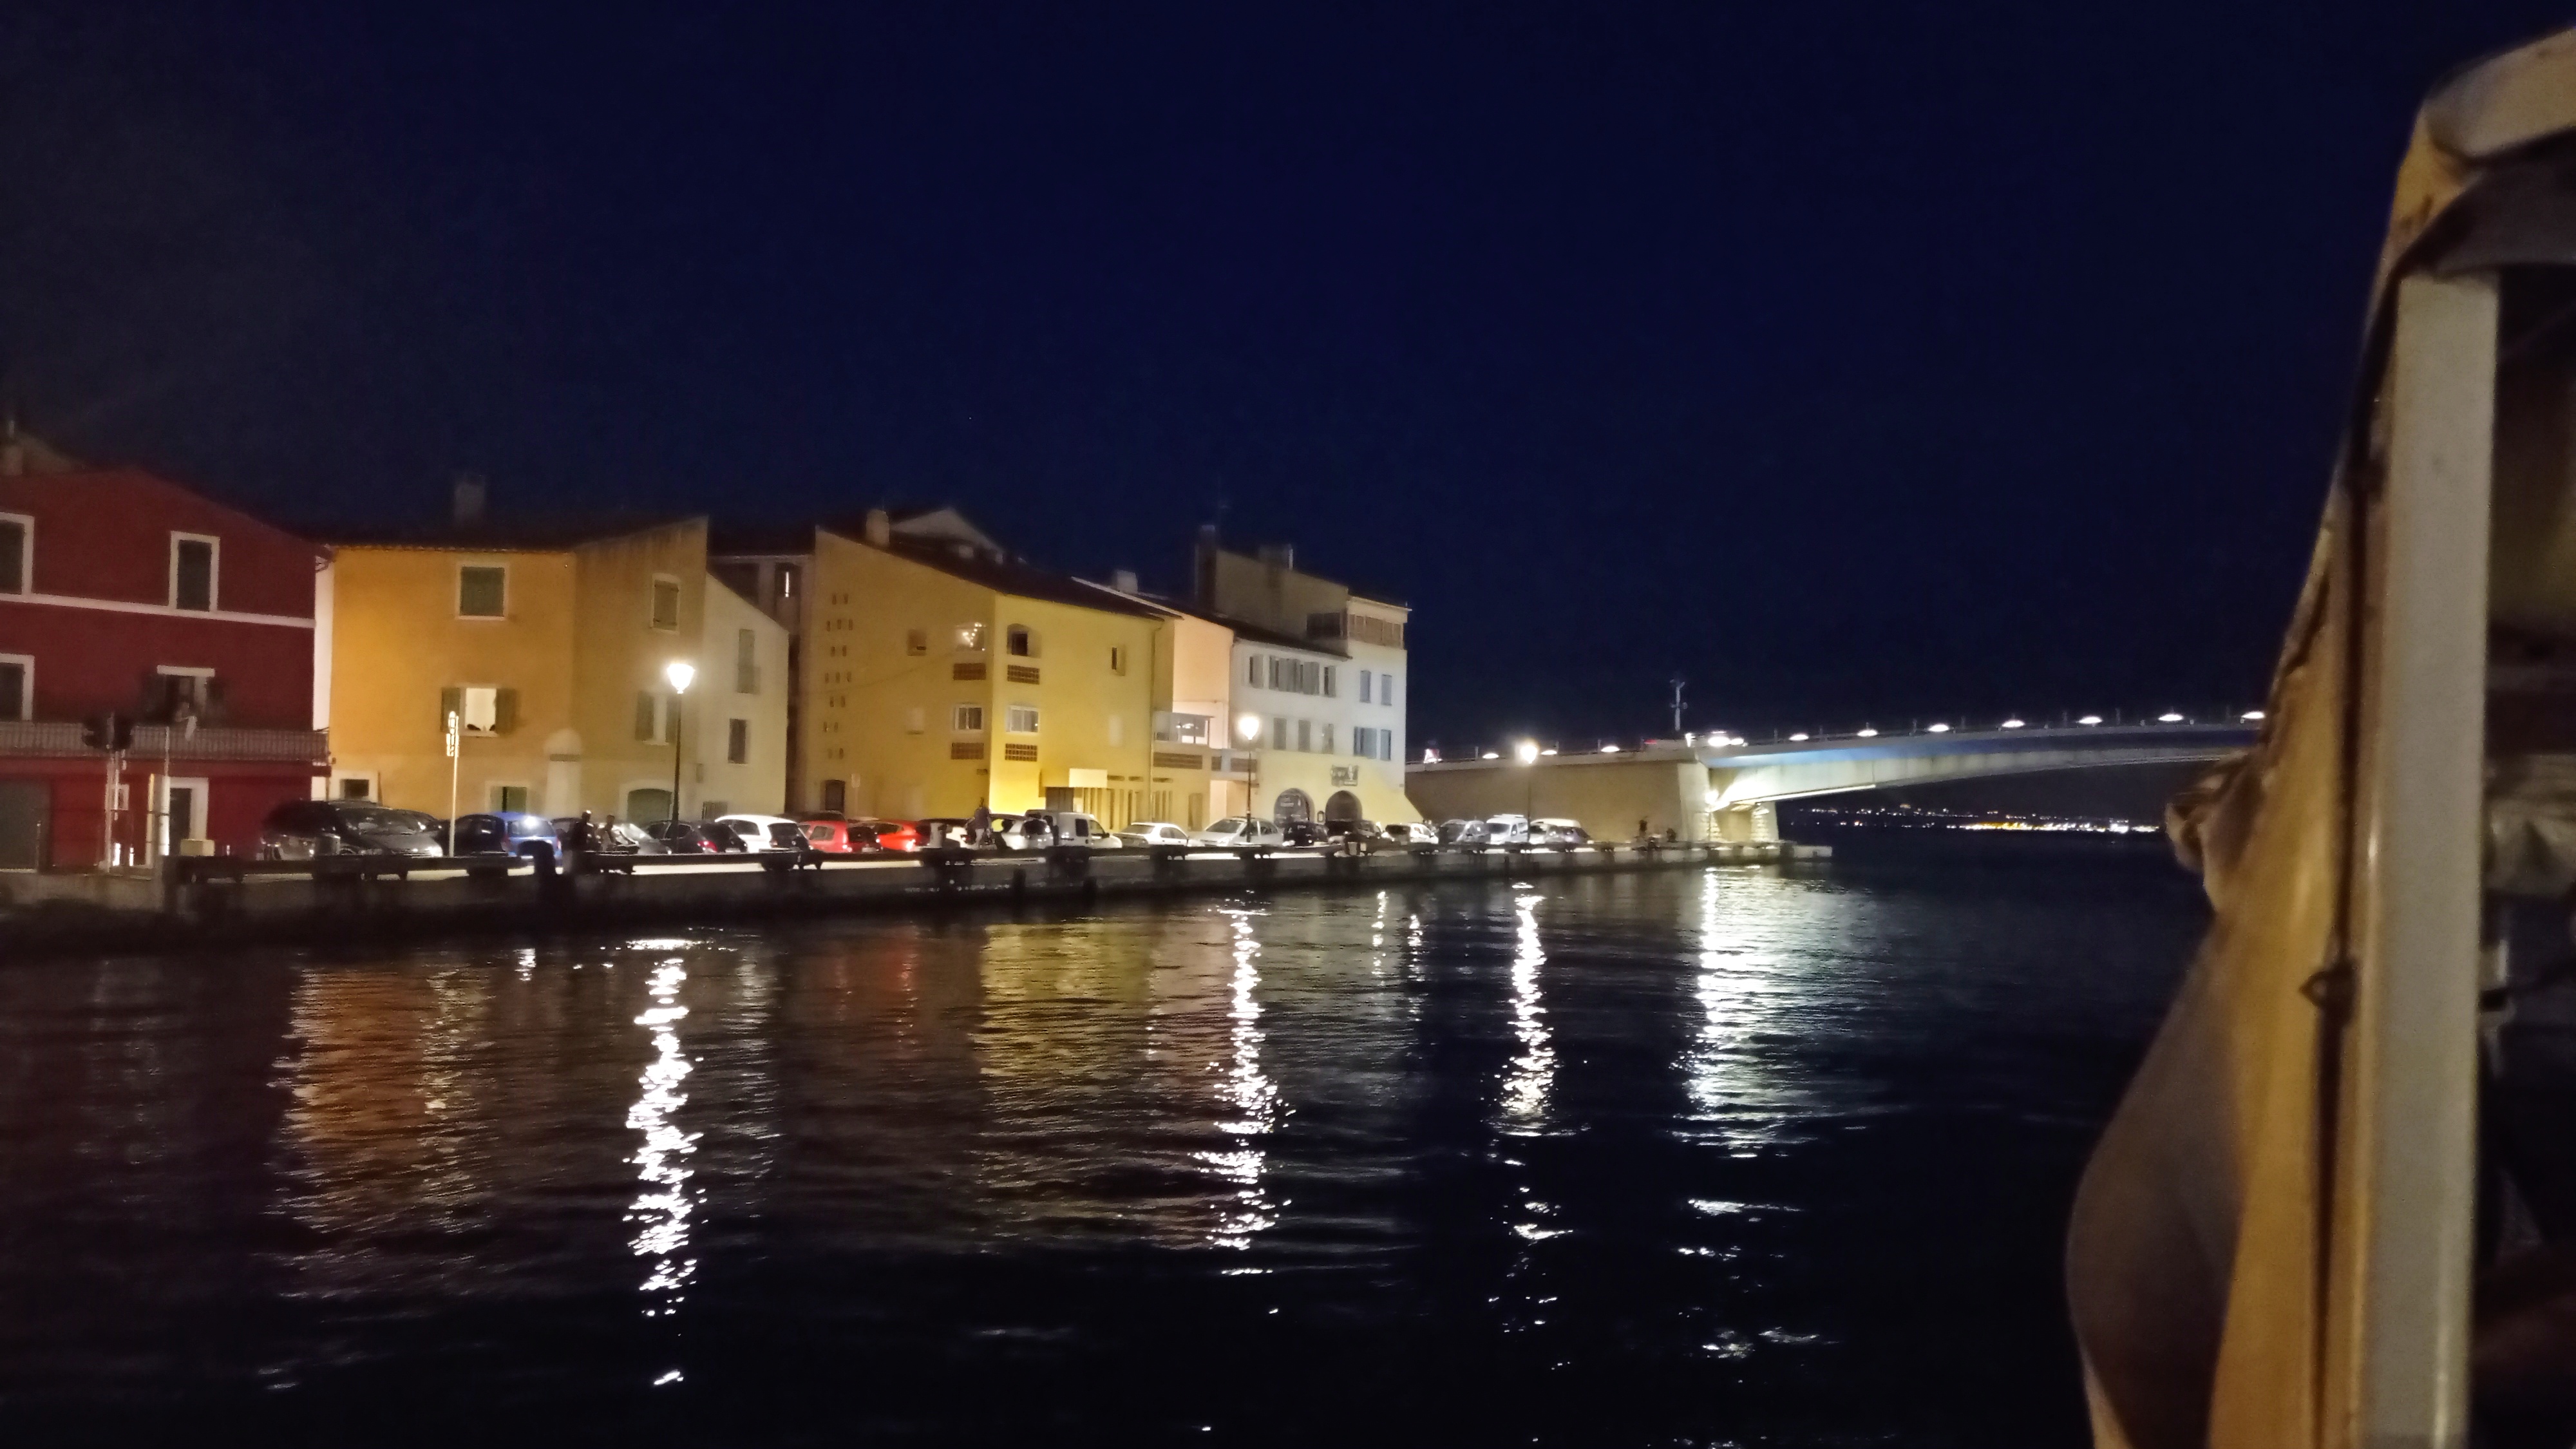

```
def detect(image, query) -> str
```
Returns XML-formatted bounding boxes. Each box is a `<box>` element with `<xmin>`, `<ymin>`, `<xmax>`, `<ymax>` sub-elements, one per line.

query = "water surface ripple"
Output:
<box><xmin>0</xmin><ymin>862</ymin><xmax>2200</xmax><ymax>1446</ymax></box>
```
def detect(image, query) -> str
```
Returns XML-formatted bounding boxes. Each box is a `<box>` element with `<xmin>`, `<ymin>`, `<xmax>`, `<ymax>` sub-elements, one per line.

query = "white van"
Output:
<box><xmin>1482</xmin><ymin>814</ymin><xmax>1534</xmax><ymax>846</ymax></box>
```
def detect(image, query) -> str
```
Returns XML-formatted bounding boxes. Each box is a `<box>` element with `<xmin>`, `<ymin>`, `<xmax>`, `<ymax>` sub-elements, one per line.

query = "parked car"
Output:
<box><xmin>1280</xmin><ymin>818</ymin><xmax>1326</xmax><ymax>848</ymax></box>
<box><xmin>1322</xmin><ymin>817</ymin><xmax>1378</xmax><ymax>846</ymax></box>
<box><xmin>1482</xmin><ymin>814</ymin><xmax>1535</xmax><ymax>846</ymax></box>
<box><xmin>549</xmin><ymin>817</ymin><xmax>665</xmax><ymax>854</ymax></box>
<box><xmin>1439</xmin><ymin>819</ymin><xmax>1490</xmax><ymax>847</ymax></box>
<box><xmin>451</xmin><ymin>811</ymin><xmax>562</xmax><ymax>860</ymax></box>
<box><xmin>1378</xmin><ymin>820</ymin><xmax>1440</xmax><ymax>847</ymax></box>
<box><xmin>1531</xmin><ymin>818</ymin><xmax>1593</xmax><ymax>848</ymax></box>
<box><xmin>1117</xmin><ymin>821</ymin><xmax>1194</xmax><ymax>848</ymax></box>
<box><xmin>717</xmin><ymin>813</ymin><xmax>813</xmax><ymax>854</ymax></box>
<box><xmin>996</xmin><ymin>811</ymin><xmax>1123</xmax><ymax>850</ymax></box>
<box><xmin>643</xmin><ymin>820</ymin><xmax>748</xmax><ymax>855</ymax></box>
<box><xmin>858</xmin><ymin>818</ymin><xmax>923</xmax><ymax>851</ymax></box>
<box><xmin>797</xmin><ymin>817</ymin><xmax>870</xmax><ymax>853</ymax></box>
<box><xmin>1192</xmin><ymin>817</ymin><xmax>1285</xmax><ymax>849</ymax></box>
<box><xmin>259</xmin><ymin>800</ymin><xmax>446</xmax><ymax>860</ymax></box>
<box><xmin>915</xmin><ymin>817</ymin><xmax>976</xmax><ymax>850</ymax></box>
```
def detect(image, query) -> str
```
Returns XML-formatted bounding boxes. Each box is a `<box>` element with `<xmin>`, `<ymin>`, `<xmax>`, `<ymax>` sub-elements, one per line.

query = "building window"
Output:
<box><xmin>1246</xmin><ymin>654</ymin><xmax>1263</xmax><ymax>688</ymax></box>
<box><xmin>1110</xmin><ymin>645</ymin><xmax>1127</xmax><ymax>675</ymax></box>
<box><xmin>650</xmin><ymin>576</ymin><xmax>681</xmax><ymax>630</ymax></box>
<box><xmin>1271</xmin><ymin>715</ymin><xmax>1288</xmax><ymax>750</ymax></box>
<box><xmin>0</xmin><ymin>654</ymin><xmax>26</xmax><ymax>721</ymax></box>
<box><xmin>1006</xmin><ymin>705</ymin><xmax>1039</xmax><ymax>734</ymax></box>
<box><xmin>906</xmin><ymin>628</ymin><xmax>928</xmax><ymax>656</ymax></box>
<box><xmin>820</xmin><ymin>779</ymin><xmax>846</xmax><ymax>813</ymax></box>
<box><xmin>953</xmin><ymin>703</ymin><xmax>985</xmax><ymax>733</ymax></box>
<box><xmin>490</xmin><ymin>784</ymin><xmax>530</xmax><ymax>813</ymax></box>
<box><xmin>169</xmin><ymin>533</ymin><xmax>217</xmax><ymax>612</ymax></box>
<box><xmin>151</xmin><ymin>667</ymin><xmax>215</xmax><ymax>720</ymax></box>
<box><xmin>458</xmin><ymin>564</ymin><xmax>507</xmax><ymax>618</ymax></box>
<box><xmin>726</xmin><ymin>718</ymin><xmax>748</xmax><ymax>764</ymax></box>
<box><xmin>443</xmin><ymin>684</ymin><xmax>515</xmax><ymax>736</ymax></box>
<box><xmin>1297</xmin><ymin>719</ymin><xmax>1312</xmax><ymax>752</ymax></box>
<box><xmin>776</xmin><ymin>563</ymin><xmax>800</xmax><ymax>602</ymax></box>
<box><xmin>1006</xmin><ymin>625</ymin><xmax>1036</xmax><ymax>658</ymax></box>
<box><xmin>0</xmin><ymin>513</ymin><xmax>28</xmax><ymax>595</ymax></box>
<box><xmin>1323</xmin><ymin>665</ymin><xmax>1337</xmax><ymax>699</ymax></box>
<box><xmin>1360</xmin><ymin>670</ymin><xmax>1373</xmax><ymax>704</ymax></box>
<box><xmin>1319</xmin><ymin>722</ymin><xmax>1334</xmax><ymax>754</ymax></box>
<box><xmin>634</xmin><ymin>690</ymin><xmax>657</xmax><ymax>742</ymax></box>
<box><xmin>336</xmin><ymin>775</ymin><xmax>375</xmax><ymax>800</ymax></box>
<box><xmin>1383</xmin><ymin>674</ymin><xmax>1397</xmax><ymax>708</ymax></box>
<box><xmin>905</xmin><ymin>706</ymin><xmax>926</xmax><ymax>734</ymax></box>
<box><xmin>735</xmin><ymin>628</ymin><xmax>757</xmax><ymax>693</ymax></box>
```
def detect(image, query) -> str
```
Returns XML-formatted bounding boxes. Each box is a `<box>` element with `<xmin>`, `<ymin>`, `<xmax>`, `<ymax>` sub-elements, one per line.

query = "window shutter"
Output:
<box><xmin>635</xmin><ymin>691</ymin><xmax>656</xmax><ymax>741</ymax></box>
<box><xmin>1247</xmin><ymin>655</ymin><xmax>1262</xmax><ymax>687</ymax></box>
<box><xmin>493</xmin><ymin>688</ymin><xmax>519</xmax><ymax>735</ymax></box>
<box><xmin>440</xmin><ymin>687</ymin><xmax>462</xmax><ymax>732</ymax></box>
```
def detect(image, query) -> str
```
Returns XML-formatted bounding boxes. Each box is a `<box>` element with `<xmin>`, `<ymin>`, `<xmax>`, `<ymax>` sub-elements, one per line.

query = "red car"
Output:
<box><xmin>797</xmin><ymin>815</ymin><xmax>919</xmax><ymax>853</ymax></box>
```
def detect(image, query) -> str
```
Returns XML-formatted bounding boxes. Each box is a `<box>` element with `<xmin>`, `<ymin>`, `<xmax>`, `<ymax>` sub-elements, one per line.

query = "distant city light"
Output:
<box><xmin>2078</xmin><ymin>715</ymin><xmax>2103</xmax><ymax>726</ymax></box>
<box><xmin>1788</xmin><ymin>732</ymin><xmax>1810</xmax><ymax>741</ymax></box>
<box><xmin>2002</xmin><ymin>718</ymin><xmax>2026</xmax><ymax>729</ymax></box>
<box><xmin>2157</xmin><ymin>712</ymin><xmax>2185</xmax><ymax>723</ymax></box>
<box><xmin>1855</xmin><ymin>727</ymin><xmax>1879</xmax><ymax>738</ymax></box>
<box><xmin>1515</xmin><ymin>739</ymin><xmax>1540</xmax><ymax>766</ymax></box>
<box><xmin>1926</xmin><ymin>723</ymin><xmax>1951</xmax><ymax>734</ymax></box>
<box><xmin>2241</xmin><ymin>710</ymin><xmax>2265</xmax><ymax>721</ymax></box>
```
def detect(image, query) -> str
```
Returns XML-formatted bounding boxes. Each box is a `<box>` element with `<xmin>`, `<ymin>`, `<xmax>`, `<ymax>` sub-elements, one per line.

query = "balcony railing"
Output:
<box><xmin>0</xmin><ymin>721</ymin><xmax>330</xmax><ymax>762</ymax></box>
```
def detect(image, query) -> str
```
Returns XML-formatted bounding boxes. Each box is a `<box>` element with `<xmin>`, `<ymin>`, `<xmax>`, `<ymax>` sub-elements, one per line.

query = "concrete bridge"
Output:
<box><xmin>1405</xmin><ymin>721</ymin><xmax>2255</xmax><ymax>843</ymax></box>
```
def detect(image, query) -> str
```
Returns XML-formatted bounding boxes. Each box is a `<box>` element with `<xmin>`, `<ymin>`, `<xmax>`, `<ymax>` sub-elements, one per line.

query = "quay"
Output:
<box><xmin>0</xmin><ymin>839</ymin><xmax>1830</xmax><ymax>961</ymax></box>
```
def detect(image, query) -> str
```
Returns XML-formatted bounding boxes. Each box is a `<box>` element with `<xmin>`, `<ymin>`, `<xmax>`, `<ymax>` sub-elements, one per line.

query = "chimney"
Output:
<box><xmin>1110</xmin><ymin>568</ymin><xmax>1140</xmax><ymax>594</ymax></box>
<box><xmin>451</xmin><ymin>471</ymin><xmax>488</xmax><ymax>526</ymax></box>
<box><xmin>863</xmin><ymin>507</ymin><xmax>892</xmax><ymax>546</ymax></box>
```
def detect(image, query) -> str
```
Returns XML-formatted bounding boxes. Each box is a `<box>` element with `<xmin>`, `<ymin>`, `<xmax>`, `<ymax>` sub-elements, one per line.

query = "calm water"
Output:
<box><xmin>0</xmin><ymin>860</ymin><xmax>2201</xmax><ymax>1446</ymax></box>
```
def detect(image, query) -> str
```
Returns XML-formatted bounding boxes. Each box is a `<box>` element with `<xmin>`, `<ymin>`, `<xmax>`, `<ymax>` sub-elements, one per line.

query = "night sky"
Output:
<box><xmin>2</xmin><ymin>3</ymin><xmax>2566</xmax><ymax>750</ymax></box>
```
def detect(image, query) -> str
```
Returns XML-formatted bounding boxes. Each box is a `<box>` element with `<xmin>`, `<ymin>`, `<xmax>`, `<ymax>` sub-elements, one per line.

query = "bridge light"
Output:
<box><xmin>1515</xmin><ymin>740</ymin><xmax>1540</xmax><ymax>766</ymax></box>
<box><xmin>1788</xmin><ymin>732</ymin><xmax>1810</xmax><ymax>742</ymax></box>
<box><xmin>1926</xmin><ymin>723</ymin><xmax>1951</xmax><ymax>734</ymax></box>
<box><xmin>2241</xmin><ymin>710</ymin><xmax>2265</xmax><ymax>722</ymax></box>
<box><xmin>2078</xmin><ymin>715</ymin><xmax>2103</xmax><ymax>726</ymax></box>
<box><xmin>1481</xmin><ymin>751</ymin><xmax>1501</xmax><ymax>760</ymax></box>
<box><xmin>1856</xmin><ymin>727</ymin><xmax>1879</xmax><ymax>738</ymax></box>
<box><xmin>1540</xmin><ymin>748</ymin><xmax>1558</xmax><ymax>756</ymax></box>
<box><xmin>1600</xmin><ymin>743</ymin><xmax>1622</xmax><ymax>753</ymax></box>
<box><xmin>2157</xmin><ymin>712</ymin><xmax>2185</xmax><ymax>723</ymax></box>
<box><xmin>2002</xmin><ymin>718</ymin><xmax>2026</xmax><ymax>729</ymax></box>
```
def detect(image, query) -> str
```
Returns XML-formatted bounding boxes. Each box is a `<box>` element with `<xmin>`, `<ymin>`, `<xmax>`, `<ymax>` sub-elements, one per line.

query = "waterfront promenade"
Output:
<box><xmin>0</xmin><ymin>838</ymin><xmax>1829</xmax><ymax>960</ymax></box>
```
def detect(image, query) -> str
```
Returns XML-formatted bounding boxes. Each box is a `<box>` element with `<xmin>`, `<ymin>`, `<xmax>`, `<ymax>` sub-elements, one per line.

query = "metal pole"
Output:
<box><xmin>670</xmin><ymin>689</ymin><xmax>685</xmax><ymax>822</ymax></box>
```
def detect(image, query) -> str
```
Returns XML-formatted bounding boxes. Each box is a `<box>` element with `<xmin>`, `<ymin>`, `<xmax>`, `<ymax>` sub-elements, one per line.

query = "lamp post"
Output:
<box><xmin>1236</xmin><ymin>711</ymin><xmax>1262</xmax><ymax>824</ymax></box>
<box><xmin>665</xmin><ymin>661</ymin><xmax>696</xmax><ymax>822</ymax></box>
<box><xmin>1515</xmin><ymin>737</ymin><xmax>1539</xmax><ymax>818</ymax></box>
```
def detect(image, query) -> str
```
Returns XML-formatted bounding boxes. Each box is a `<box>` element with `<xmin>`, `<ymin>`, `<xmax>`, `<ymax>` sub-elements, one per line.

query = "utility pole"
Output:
<box><xmin>1669</xmin><ymin>677</ymin><xmax>1687</xmax><ymax>734</ymax></box>
<box><xmin>445</xmin><ymin>710</ymin><xmax>461</xmax><ymax>855</ymax></box>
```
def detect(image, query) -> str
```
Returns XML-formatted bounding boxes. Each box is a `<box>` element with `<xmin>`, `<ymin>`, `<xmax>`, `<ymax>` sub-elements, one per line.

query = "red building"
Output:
<box><xmin>0</xmin><ymin>438</ymin><xmax>327</xmax><ymax>869</ymax></box>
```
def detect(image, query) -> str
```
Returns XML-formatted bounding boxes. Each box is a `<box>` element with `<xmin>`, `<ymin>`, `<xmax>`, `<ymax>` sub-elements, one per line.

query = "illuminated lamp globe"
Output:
<box><xmin>665</xmin><ymin>661</ymin><xmax>696</xmax><ymax>694</ymax></box>
<box><xmin>1515</xmin><ymin>740</ymin><xmax>1540</xmax><ymax>766</ymax></box>
<box><xmin>1236</xmin><ymin>712</ymin><xmax>1262</xmax><ymax>743</ymax></box>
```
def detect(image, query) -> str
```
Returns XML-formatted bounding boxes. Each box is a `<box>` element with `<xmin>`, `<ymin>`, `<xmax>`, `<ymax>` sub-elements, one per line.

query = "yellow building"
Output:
<box><xmin>317</xmin><ymin>497</ymin><xmax>714</xmax><ymax>822</ymax></box>
<box><xmin>798</xmin><ymin>510</ymin><xmax>1167</xmax><ymax>823</ymax></box>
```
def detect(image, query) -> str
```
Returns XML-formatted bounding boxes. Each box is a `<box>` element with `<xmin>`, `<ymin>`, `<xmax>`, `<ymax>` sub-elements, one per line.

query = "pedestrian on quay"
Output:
<box><xmin>968</xmin><ymin>802</ymin><xmax>992</xmax><ymax>849</ymax></box>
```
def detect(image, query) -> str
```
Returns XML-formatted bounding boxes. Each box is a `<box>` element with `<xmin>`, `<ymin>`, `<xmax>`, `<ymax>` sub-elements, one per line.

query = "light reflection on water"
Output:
<box><xmin>0</xmin><ymin>864</ymin><xmax>2202</xmax><ymax>1446</ymax></box>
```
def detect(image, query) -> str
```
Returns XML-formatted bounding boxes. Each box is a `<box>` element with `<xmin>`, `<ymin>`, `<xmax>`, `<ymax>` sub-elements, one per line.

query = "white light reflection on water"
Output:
<box><xmin>1501</xmin><ymin>889</ymin><xmax>1555</xmax><ymax>1129</ymax></box>
<box><xmin>627</xmin><ymin>959</ymin><xmax>699</xmax><ymax>1381</ymax></box>
<box><xmin>1686</xmin><ymin>867</ymin><xmax>1806</xmax><ymax>1153</ymax></box>
<box><xmin>1197</xmin><ymin>907</ymin><xmax>1282</xmax><ymax>1249</ymax></box>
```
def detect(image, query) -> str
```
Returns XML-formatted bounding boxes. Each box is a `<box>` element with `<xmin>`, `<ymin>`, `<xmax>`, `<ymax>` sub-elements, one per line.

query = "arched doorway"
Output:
<box><xmin>625</xmin><ymin>787</ymin><xmax>675</xmax><ymax>822</ymax></box>
<box><xmin>1272</xmin><ymin>788</ymin><xmax>1313</xmax><ymax>826</ymax></box>
<box><xmin>1324</xmin><ymin>790</ymin><xmax>1363</xmax><ymax>824</ymax></box>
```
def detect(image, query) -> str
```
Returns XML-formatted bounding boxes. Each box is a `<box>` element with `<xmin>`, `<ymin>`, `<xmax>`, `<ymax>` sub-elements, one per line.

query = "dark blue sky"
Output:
<box><xmin>1</xmin><ymin>3</ymin><xmax>2564</xmax><ymax>748</ymax></box>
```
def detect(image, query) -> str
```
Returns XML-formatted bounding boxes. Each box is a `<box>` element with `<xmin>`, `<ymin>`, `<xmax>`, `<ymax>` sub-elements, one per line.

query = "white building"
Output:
<box><xmin>691</xmin><ymin>573</ymin><xmax>791</xmax><ymax>817</ymax></box>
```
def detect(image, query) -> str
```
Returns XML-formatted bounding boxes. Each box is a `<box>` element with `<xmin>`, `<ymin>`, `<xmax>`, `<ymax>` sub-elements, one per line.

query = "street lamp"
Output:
<box><xmin>665</xmin><ymin>661</ymin><xmax>696</xmax><ymax>822</ymax></box>
<box><xmin>1236</xmin><ymin>712</ymin><xmax>1262</xmax><ymax>822</ymax></box>
<box><xmin>1515</xmin><ymin>738</ymin><xmax>1538</xmax><ymax>816</ymax></box>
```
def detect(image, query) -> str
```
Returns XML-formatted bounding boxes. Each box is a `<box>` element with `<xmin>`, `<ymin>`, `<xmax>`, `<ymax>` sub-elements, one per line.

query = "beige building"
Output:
<box><xmin>1188</xmin><ymin>531</ymin><xmax>1417</xmax><ymax>826</ymax></box>
<box><xmin>319</xmin><ymin>490</ymin><xmax>714</xmax><ymax>821</ymax></box>
<box><xmin>1406</xmin><ymin>744</ymin><xmax>1777</xmax><ymax>842</ymax></box>
<box><xmin>692</xmin><ymin>573</ymin><xmax>791</xmax><ymax>817</ymax></box>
